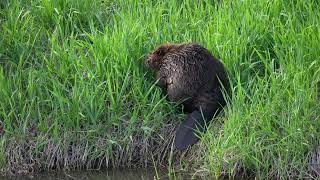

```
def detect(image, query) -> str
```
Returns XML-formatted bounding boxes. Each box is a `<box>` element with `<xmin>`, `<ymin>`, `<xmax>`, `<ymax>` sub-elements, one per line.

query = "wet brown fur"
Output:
<box><xmin>145</xmin><ymin>42</ymin><xmax>229</xmax><ymax>150</ymax></box>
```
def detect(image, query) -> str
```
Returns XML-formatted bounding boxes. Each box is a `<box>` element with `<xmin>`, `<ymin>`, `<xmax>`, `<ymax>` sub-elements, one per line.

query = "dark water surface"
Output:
<box><xmin>0</xmin><ymin>169</ymin><xmax>255</xmax><ymax>179</ymax></box>
<box><xmin>0</xmin><ymin>168</ymin><xmax>202</xmax><ymax>180</ymax></box>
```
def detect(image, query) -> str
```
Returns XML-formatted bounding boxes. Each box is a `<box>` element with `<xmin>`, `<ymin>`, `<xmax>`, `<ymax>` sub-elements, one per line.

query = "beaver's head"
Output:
<box><xmin>145</xmin><ymin>44</ymin><xmax>177</xmax><ymax>71</ymax></box>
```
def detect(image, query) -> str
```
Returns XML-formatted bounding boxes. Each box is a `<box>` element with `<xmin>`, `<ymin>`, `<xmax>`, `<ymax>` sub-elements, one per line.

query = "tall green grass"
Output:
<box><xmin>0</xmin><ymin>0</ymin><xmax>319</xmax><ymax>178</ymax></box>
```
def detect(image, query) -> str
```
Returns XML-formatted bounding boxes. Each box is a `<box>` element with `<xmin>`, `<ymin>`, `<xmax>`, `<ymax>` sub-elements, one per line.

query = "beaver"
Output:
<box><xmin>145</xmin><ymin>42</ymin><xmax>229</xmax><ymax>150</ymax></box>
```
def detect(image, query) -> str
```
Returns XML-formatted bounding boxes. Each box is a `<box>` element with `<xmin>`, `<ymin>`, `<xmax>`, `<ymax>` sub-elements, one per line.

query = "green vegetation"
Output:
<box><xmin>0</xmin><ymin>0</ymin><xmax>319</xmax><ymax>178</ymax></box>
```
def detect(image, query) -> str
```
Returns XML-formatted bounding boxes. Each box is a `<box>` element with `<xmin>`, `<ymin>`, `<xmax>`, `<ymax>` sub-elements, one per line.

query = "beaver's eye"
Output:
<box><xmin>156</xmin><ymin>47</ymin><xmax>167</xmax><ymax>56</ymax></box>
<box><xmin>156</xmin><ymin>50</ymin><xmax>162</xmax><ymax>56</ymax></box>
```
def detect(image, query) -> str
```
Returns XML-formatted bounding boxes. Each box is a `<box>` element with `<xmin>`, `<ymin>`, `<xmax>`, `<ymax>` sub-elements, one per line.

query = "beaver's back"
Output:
<box><xmin>160</xmin><ymin>43</ymin><xmax>224</xmax><ymax>103</ymax></box>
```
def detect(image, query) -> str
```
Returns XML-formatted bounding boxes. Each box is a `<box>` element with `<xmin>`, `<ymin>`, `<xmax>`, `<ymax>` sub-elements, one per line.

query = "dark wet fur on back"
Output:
<box><xmin>145</xmin><ymin>43</ymin><xmax>229</xmax><ymax>150</ymax></box>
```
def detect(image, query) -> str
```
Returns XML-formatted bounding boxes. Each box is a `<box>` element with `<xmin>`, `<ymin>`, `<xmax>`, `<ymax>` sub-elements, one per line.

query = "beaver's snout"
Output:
<box><xmin>144</xmin><ymin>54</ymin><xmax>152</xmax><ymax>68</ymax></box>
<box><xmin>144</xmin><ymin>53</ymin><xmax>159</xmax><ymax>70</ymax></box>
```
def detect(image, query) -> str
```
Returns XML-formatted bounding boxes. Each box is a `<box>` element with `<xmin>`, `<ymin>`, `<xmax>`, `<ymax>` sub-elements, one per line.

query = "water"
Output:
<box><xmin>0</xmin><ymin>168</ymin><xmax>199</xmax><ymax>180</ymax></box>
<box><xmin>0</xmin><ymin>169</ymin><xmax>254</xmax><ymax>179</ymax></box>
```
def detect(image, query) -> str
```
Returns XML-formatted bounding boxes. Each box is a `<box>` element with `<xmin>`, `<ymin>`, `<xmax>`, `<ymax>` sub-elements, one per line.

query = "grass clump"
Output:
<box><xmin>0</xmin><ymin>0</ymin><xmax>319</xmax><ymax>179</ymax></box>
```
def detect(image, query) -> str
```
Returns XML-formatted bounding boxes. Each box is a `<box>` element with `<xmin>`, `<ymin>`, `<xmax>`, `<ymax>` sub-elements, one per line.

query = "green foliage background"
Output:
<box><xmin>0</xmin><ymin>0</ymin><xmax>319</xmax><ymax>178</ymax></box>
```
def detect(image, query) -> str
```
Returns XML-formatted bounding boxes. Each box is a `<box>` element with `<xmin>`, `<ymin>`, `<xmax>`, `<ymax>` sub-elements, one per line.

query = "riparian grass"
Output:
<box><xmin>0</xmin><ymin>0</ymin><xmax>319</xmax><ymax>178</ymax></box>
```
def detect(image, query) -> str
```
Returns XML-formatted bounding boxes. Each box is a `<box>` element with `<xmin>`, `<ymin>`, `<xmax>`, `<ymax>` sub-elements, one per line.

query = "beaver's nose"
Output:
<box><xmin>144</xmin><ymin>56</ymin><xmax>151</xmax><ymax>67</ymax></box>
